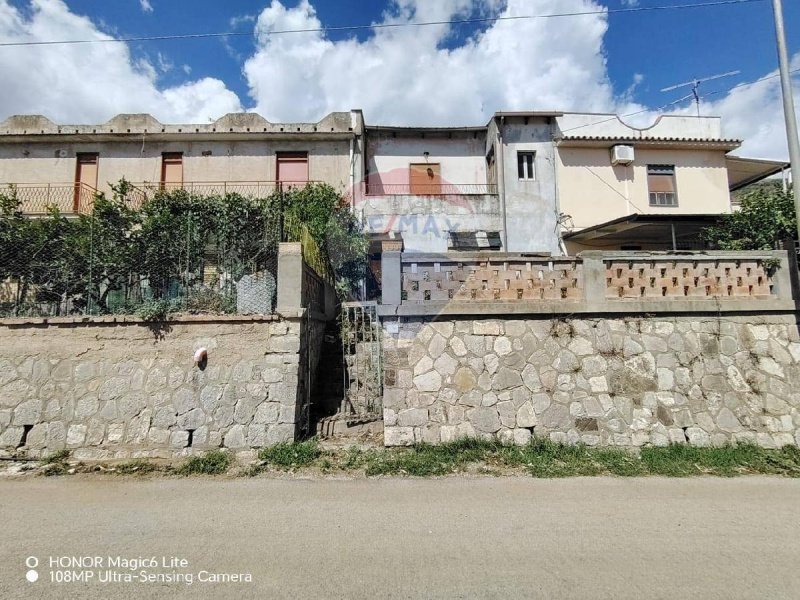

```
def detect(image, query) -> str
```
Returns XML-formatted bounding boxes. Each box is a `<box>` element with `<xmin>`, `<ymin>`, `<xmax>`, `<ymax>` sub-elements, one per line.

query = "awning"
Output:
<box><xmin>727</xmin><ymin>156</ymin><xmax>789</xmax><ymax>191</ymax></box>
<box><xmin>563</xmin><ymin>214</ymin><xmax>722</xmax><ymax>249</ymax></box>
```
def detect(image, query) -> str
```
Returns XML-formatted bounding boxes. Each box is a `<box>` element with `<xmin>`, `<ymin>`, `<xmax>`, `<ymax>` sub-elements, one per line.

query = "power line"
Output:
<box><xmin>0</xmin><ymin>0</ymin><xmax>767</xmax><ymax>48</ymax></box>
<box><xmin>559</xmin><ymin>67</ymin><xmax>800</xmax><ymax>134</ymax></box>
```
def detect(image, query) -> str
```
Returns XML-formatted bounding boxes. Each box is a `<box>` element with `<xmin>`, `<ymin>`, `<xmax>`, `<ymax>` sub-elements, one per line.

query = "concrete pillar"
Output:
<box><xmin>277</xmin><ymin>242</ymin><xmax>303</xmax><ymax>314</ymax></box>
<box><xmin>381</xmin><ymin>240</ymin><xmax>403</xmax><ymax>306</ymax></box>
<box><xmin>579</xmin><ymin>251</ymin><xmax>607</xmax><ymax>307</ymax></box>
<box><xmin>769</xmin><ymin>250</ymin><xmax>795</xmax><ymax>303</ymax></box>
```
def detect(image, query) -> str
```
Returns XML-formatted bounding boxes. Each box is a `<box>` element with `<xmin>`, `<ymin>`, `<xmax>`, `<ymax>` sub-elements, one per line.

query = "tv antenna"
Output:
<box><xmin>660</xmin><ymin>70</ymin><xmax>740</xmax><ymax>117</ymax></box>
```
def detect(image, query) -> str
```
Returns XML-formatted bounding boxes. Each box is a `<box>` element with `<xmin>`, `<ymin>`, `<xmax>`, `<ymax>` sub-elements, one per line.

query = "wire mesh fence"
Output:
<box><xmin>0</xmin><ymin>184</ymin><xmax>289</xmax><ymax>318</ymax></box>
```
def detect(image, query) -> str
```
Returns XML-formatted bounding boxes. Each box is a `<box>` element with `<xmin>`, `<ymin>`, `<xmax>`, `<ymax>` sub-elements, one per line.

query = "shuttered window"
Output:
<box><xmin>648</xmin><ymin>165</ymin><xmax>677</xmax><ymax>206</ymax></box>
<box><xmin>409</xmin><ymin>163</ymin><xmax>442</xmax><ymax>195</ymax></box>
<box><xmin>276</xmin><ymin>152</ymin><xmax>309</xmax><ymax>187</ymax></box>
<box><xmin>161</xmin><ymin>153</ymin><xmax>183</xmax><ymax>189</ymax></box>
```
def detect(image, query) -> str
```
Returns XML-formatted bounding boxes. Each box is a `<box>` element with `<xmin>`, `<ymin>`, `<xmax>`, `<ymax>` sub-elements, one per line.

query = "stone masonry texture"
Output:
<box><xmin>0</xmin><ymin>318</ymin><xmax>304</xmax><ymax>460</ymax></box>
<box><xmin>381</xmin><ymin>315</ymin><xmax>800</xmax><ymax>448</ymax></box>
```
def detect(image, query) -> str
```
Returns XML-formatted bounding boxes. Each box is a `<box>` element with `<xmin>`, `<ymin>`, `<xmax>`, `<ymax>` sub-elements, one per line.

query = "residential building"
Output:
<box><xmin>554</xmin><ymin>113</ymin><xmax>788</xmax><ymax>252</ymax></box>
<box><xmin>0</xmin><ymin>111</ymin><xmax>365</xmax><ymax>214</ymax></box>
<box><xmin>0</xmin><ymin>108</ymin><xmax>784</xmax><ymax>261</ymax></box>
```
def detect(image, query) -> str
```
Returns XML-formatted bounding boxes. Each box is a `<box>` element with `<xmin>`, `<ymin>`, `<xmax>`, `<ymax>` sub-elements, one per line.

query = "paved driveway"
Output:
<box><xmin>0</xmin><ymin>476</ymin><xmax>797</xmax><ymax>599</ymax></box>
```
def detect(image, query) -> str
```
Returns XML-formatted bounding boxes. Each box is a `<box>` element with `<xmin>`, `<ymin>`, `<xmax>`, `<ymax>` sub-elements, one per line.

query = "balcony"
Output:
<box><xmin>364</xmin><ymin>183</ymin><xmax>498</xmax><ymax>196</ymax></box>
<box><xmin>0</xmin><ymin>183</ymin><xmax>98</xmax><ymax>215</ymax></box>
<box><xmin>129</xmin><ymin>180</ymin><xmax>315</xmax><ymax>205</ymax></box>
<box><xmin>358</xmin><ymin>183</ymin><xmax>502</xmax><ymax>235</ymax></box>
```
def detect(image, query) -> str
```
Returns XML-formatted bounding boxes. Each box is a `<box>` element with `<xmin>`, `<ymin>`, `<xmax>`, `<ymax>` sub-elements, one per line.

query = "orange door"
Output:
<box><xmin>161</xmin><ymin>153</ymin><xmax>183</xmax><ymax>190</ymax></box>
<box><xmin>409</xmin><ymin>163</ymin><xmax>441</xmax><ymax>195</ymax></box>
<box><xmin>276</xmin><ymin>152</ymin><xmax>309</xmax><ymax>188</ymax></box>
<box><xmin>74</xmin><ymin>153</ymin><xmax>98</xmax><ymax>212</ymax></box>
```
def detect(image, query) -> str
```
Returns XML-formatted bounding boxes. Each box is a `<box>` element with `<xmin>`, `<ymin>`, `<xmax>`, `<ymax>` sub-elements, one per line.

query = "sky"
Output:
<box><xmin>0</xmin><ymin>0</ymin><xmax>798</xmax><ymax>159</ymax></box>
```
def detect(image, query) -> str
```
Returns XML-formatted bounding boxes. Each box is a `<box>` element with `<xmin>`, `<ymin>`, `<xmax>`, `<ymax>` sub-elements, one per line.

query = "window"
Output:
<box><xmin>648</xmin><ymin>165</ymin><xmax>677</xmax><ymax>206</ymax></box>
<box><xmin>161</xmin><ymin>152</ymin><xmax>183</xmax><ymax>189</ymax></box>
<box><xmin>517</xmin><ymin>151</ymin><xmax>536</xmax><ymax>180</ymax></box>
<box><xmin>409</xmin><ymin>163</ymin><xmax>442</xmax><ymax>195</ymax></box>
<box><xmin>276</xmin><ymin>152</ymin><xmax>309</xmax><ymax>187</ymax></box>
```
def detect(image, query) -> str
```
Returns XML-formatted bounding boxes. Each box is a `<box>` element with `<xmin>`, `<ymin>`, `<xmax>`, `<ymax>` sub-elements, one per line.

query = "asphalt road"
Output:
<box><xmin>0</xmin><ymin>476</ymin><xmax>797</xmax><ymax>599</ymax></box>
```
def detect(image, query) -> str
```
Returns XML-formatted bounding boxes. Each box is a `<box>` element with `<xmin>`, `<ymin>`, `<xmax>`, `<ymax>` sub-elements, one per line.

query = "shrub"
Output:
<box><xmin>177</xmin><ymin>450</ymin><xmax>232</xmax><ymax>475</ymax></box>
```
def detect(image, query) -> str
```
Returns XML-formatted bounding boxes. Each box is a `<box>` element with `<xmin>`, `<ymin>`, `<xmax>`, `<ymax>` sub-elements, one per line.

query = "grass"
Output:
<box><xmin>245</xmin><ymin>438</ymin><xmax>800</xmax><ymax>478</ymax></box>
<box><xmin>40</xmin><ymin>449</ymin><xmax>70</xmax><ymax>476</ymax></box>
<box><xmin>176</xmin><ymin>449</ymin><xmax>232</xmax><ymax>476</ymax></box>
<box><xmin>33</xmin><ymin>439</ymin><xmax>800</xmax><ymax>479</ymax></box>
<box><xmin>251</xmin><ymin>439</ymin><xmax>322</xmax><ymax>474</ymax></box>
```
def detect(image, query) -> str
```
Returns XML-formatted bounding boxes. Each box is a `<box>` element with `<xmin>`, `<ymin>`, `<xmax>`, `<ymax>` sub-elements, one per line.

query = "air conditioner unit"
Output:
<box><xmin>611</xmin><ymin>145</ymin><xmax>634</xmax><ymax>166</ymax></box>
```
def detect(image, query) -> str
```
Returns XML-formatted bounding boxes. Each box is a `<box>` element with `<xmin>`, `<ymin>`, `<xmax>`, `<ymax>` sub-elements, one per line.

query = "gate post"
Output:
<box><xmin>277</xmin><ymin>242</ymin><xmax>303</xmax><ymax>315</ymax></box>
<box><xmin>381</xmin><ymin>240</ymin><xmax>403</xmax><ymax>306</ymax></box>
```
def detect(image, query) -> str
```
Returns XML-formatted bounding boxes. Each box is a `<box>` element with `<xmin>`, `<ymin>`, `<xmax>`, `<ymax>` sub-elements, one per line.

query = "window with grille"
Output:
<box><xmin>648</xmin><ymin>164</ymin><xmax>677</xmax><ymax>206</ymax></box>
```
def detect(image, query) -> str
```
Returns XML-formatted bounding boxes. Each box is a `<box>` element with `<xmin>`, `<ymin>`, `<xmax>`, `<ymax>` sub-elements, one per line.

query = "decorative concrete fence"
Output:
<box><xmin>0</xmin><ymin>242</ymin><xmax>335</xmax><ymax>460</ymax></box>
<box><xmin>378</xmin><ymin>248</ymin><xmax>800</xmax><ymax>448</ymax></box>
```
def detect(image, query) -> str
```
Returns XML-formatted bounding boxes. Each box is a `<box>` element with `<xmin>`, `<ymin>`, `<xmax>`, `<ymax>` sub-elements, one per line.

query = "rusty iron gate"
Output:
<box><xmin>340</xmin><ymin>301</ymin><xmax>383</xmax><ymax>419</ymax></box>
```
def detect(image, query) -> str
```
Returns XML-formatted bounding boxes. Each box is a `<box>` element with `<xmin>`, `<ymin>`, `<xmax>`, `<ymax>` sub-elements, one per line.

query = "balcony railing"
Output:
<box><xmin>129</xmin><ymin>180</ymin><xmax>315</xmax><ymax>203</ymax></box>
<box><xmin>364</xmin><ymin>183</ymin><xmax>498</xmax><ymax>196</ymax></box>
<box><xmin>0</xmin><ymin>183</ymin><xmax>98</xmax><ymax>215</ymax></box>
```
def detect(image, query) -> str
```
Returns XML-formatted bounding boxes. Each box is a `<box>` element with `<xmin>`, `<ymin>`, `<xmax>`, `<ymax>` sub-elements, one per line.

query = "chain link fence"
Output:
<box><xmin>0</xmin><ymin>184</ymin><xmax>288</xmax><ymax>318</ymax></box>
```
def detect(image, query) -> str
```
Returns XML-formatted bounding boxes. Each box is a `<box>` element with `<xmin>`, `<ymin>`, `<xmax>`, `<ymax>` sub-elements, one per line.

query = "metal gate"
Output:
<box><xmin>340</xmin><ymin>301</ymin><xmax>383</xmax><ymax>419</ymax></box>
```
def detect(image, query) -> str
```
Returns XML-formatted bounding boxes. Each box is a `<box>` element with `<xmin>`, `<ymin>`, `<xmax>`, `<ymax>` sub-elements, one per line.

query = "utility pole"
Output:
<box><xmin>772</xmin><ymin>0</ymin><xmax>800</xmax><ymax>241</ymax></box>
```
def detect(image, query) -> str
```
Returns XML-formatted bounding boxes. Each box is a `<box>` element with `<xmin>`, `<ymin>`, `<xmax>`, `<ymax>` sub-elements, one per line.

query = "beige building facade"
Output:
<box><xmin>554</xmin><ymin>114</ymin><xmax>786</xmax><ymax>252</ymax></box>
<box><xmin>0</xmin><ymin>111</ymin><xmax>365</xmax><ymax>214</ymax></box>
<box><xmin>0</xmin><ymin>109</ymin><xmax>785</xmax><ymax>257</ymax></box>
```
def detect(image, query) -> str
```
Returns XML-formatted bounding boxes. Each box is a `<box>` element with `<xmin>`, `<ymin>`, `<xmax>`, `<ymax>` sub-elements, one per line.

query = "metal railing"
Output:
<box><xmin>0</xmin><ymin>183</ymin><xmax>98</xmax><ymax>215</ymax></box>
<box><xmin>129</xmin><ymin>180</ymin><xmax>317</xmax><ymax>202</ymax></box>
<box><xmin>364</xmin><ymin>183</ymin><xmax>498</xmax><ymax>196</ymax></box>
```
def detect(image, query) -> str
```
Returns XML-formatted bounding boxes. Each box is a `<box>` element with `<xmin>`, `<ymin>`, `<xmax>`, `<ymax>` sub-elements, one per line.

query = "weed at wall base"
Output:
<box><xmin>177</xmin><ymin>449</ymin><xmax>232</xmax><ymax>475</ymax></box>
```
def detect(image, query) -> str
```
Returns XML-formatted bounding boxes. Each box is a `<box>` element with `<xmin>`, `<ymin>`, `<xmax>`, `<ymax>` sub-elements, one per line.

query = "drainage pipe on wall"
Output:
<box><xmin>495</xmin><ymin>116</ymin><xmax>508</xmax><ymax>251</ymax></box>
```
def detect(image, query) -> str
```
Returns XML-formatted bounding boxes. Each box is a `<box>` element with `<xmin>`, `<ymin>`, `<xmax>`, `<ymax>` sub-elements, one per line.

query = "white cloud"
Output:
<box><xmin>0</xmin><ymin>0</ymin><xmax>242</xmax><ymax>123</ymax></box>
<box><xmin>241</xmin><ymin>0</ymin><xmax>798</xmax><ymax>158</ymax></box>
<box><xmin>243</xmin><ymin>0</ymin><xmax>622</xmax><ymax>125</ymax></box>
<box><xmin>139</xmin><ymin>0</ymin><xmax>153</xmax><ymax>14</ymax></box>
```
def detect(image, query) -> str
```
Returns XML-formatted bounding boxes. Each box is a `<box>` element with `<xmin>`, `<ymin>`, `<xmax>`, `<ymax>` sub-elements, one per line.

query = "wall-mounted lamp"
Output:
<box><xmin>22</xmin><ymin>150</ymin><xmax>30</xmax><ymax>157</ymax></box>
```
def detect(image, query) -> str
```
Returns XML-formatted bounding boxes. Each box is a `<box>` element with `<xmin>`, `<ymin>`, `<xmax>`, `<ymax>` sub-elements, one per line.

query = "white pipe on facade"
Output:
<box><xmin>495</xmin><ymin>117</ymin><xmax>508</xmax><ymax>251</ymax></box>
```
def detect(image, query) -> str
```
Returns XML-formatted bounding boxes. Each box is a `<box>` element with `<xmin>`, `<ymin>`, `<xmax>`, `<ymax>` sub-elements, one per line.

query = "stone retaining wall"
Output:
<box><xmin>381</xmin><ymin>315</ymin><xmax>800</xmax><ymax>448</ymax></box>
<box><xmin>0</xmin><ymin>317</ymin><xmax>305</xmax><ymax>460</ymax></box>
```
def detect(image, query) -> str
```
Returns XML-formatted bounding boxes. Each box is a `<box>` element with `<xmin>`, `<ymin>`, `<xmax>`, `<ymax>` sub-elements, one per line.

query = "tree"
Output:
<box><xmin>703</xmin><ymin>182</ymin><xmax>796</xmax><ymax>250</ymax></box>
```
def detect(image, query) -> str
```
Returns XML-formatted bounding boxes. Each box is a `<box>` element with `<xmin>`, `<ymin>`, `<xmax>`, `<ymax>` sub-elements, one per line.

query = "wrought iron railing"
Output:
<box><xmin>364</xmin><ymin>183</ymin><xmax>498</xmax><ymax>196</ymax></box>
<box><xmin>0</xmin><ymin>183</ymin><xmax>98</xmax><ymax>215</ymax></box>
<box><xmin>129</xmin><ymin>180</ymin><xmax>316</xmax><ymax>202</ymax></box>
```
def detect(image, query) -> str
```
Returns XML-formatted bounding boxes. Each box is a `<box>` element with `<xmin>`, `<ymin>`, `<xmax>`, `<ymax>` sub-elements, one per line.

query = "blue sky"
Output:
<box><xmin>0</xmin><ymin>0</ymin><xmax>798</xmax><ymax>157</ymax></box>
<box><xmin>53</xmin><ymin>0</ymin><xmax>799</xmax><ymax>111</ymax></box>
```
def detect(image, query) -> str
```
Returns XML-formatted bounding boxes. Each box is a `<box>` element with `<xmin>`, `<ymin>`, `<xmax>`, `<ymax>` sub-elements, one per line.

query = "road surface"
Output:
<box><xmin>0</xmin><ymin>476</ymin><xmax>797</xmax><ymax>599</ymax></box>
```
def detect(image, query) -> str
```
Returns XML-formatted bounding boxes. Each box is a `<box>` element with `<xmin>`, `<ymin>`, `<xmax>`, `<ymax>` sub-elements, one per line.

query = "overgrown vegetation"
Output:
<box><xmin>253</xmin><ymin>439</ymin><xmax>322</xmax><ymax>471</ymax></box>
<box><xmin>0</xmin><ymin>181</ymin><xmax>367</xmax><ymax>317</ymax></box>
<box><xmin>247</xmin><ymin>438</ymin><xmax>800</xmax><ymax>478</ymax></box>
<box><xmin>39</xmin><ymin>448</ymin><xmax>71</xmax><ymax>476</ymax></box>
<box><xmin>703</xmin><ymin>181</ymin><xmax>796</xmax><ymax>250</ymax></box>
<box><xmin>177</xmin><ymin>449</ymin><xmax>232</xmax><ymax>475</ymax></box>
<box><xmin>27</xmin><ymin>439</ymin><xmax>800</xmax><ymax>478</ymax></box>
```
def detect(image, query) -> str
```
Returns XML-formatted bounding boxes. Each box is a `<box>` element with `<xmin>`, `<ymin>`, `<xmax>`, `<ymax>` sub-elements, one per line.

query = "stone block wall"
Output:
<box><xmin>382</xmin><ymin>315</ymin><xmax>800</xmax><ymax>448</ymax></box>
<box><xmin>0</xmin><ymin>316</ymin><xmax>305</xmax><ymax>460</ymax></box>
